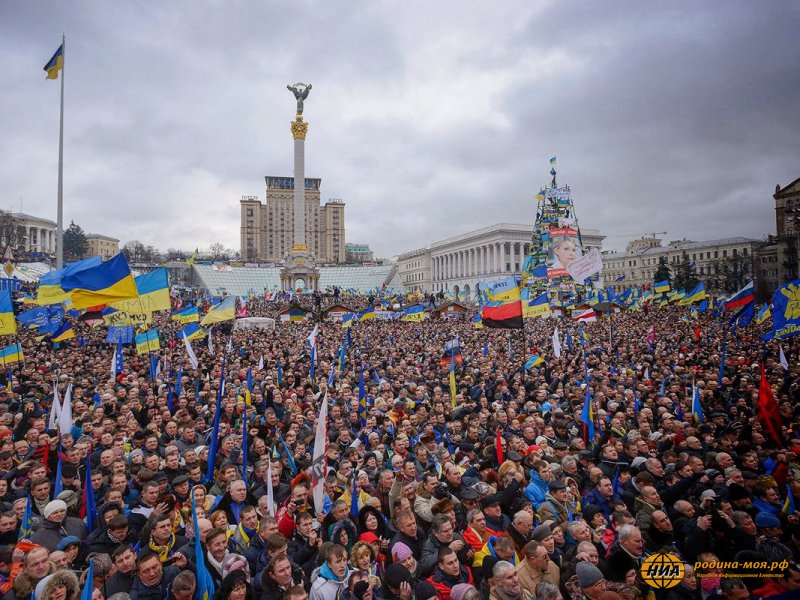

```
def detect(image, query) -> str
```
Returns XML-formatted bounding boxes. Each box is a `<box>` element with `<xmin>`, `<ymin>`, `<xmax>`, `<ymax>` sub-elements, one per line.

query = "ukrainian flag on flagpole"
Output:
<box><xmin>110</xmin><ymin>267</ymin><xmax>171</xmax><ymax>313</ymax></box>
<box><xmin>172</xmin><ymin>306</ymin><xmax>200</xmax><ymax>324</ymax></box>
<box><xmin>51</xmin><ymin>323</ymin><xmax>76</xmax><ymax>343</ymax></box>
<box><xmin>358</xmin><ymin>306</ymin><xmax>376</xmax><ymax>321</ymax></box>
<box><xmin>449</xmin><ymin>351</ymin><xmax>457</xmax><ymax>408</ymax></box>
<box><xmin>44</xmin><ymin>44</ymin><xmax>64</xmax><ymax>80</ymax></box>
<box><xmin>0</xmin><ymin>344</ymin><xmax>23</xmax><ymax>366</ymax></box>
<box><xmin>178</xmin><ymin>322</ymin><xmax>205</xmax><ymax>341</ymax></box>
<box><xmin>524</xmin><ymin>354</ymin><xmax>544</xmax><ymax>370</ymax></box>
<box><xmin>201</xmin><ymin>297</ymin><xmax>235</xmax><ymax>325</ymax></box>
<box><xmin>0</xmin><ymin>290</ymin><xmax>16</xmax><ymax>336</ymax></box>
<box><xmin>60</xmin><ymin>253</ymin><xmax>138</xmax><ymax>310</ymax></box>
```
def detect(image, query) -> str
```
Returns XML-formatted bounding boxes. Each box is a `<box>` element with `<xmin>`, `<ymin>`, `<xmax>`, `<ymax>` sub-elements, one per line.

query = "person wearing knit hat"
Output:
<box><xmin>30</xmin><ymin>499</ymin><xmax>87</xmax><ymax>552</ymax></box>
<box><xmin>450</xmin><ymin>583</ymin><xmax>478</xmax><ymax>600</ymax></box>
<box><xmin>381</xmin><ymin>563</ymin><xmax>414</xmax><ymax>600</ymax></box>
<box><xmin>576</xmin><ymin>561</ymin><xmax>606</xmax><ymax>593</ymax></box>
<box><xmin>415</xmin><ymin>581</ymin><xmax>438</xmax><ymax>600</ymax></box>
<box><xmin>390</xmin><ymin>542</ymin><xmax>418</xmax><ymax>578</ymax></box>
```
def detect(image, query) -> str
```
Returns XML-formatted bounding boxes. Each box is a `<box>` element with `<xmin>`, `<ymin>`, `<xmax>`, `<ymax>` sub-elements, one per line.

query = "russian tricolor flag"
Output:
<box><xmin>725</xmin><ymin>281</ymin><xmax>754</xmax><ymax>311</ymax></box>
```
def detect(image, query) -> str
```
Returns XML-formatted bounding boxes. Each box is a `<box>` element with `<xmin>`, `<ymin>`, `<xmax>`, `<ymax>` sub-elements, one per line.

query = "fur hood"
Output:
<box><xmin>13</xmin><ymin>561</ymin><xmax>57</xmax><ymax>599</ymax></box>
<box><xmin>36</xmin><ymin>569</ymin><xmax>81</xmax><ymax>600</ymax></box>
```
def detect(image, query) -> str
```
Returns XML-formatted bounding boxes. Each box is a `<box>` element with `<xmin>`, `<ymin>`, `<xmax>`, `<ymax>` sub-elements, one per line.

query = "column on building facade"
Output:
<box><xmin>478</xmin><ymin>246</ymin><xmax>484</xmax><ymax>276</ymax></box>
<box><xmin>495</xmin><ymin>242</ymin><xmax>502</xmax><ymax>272</ymax></box>
<box><xmin>467</xmin><ymin>249</ymin><xmax>472</xmax><ymax>277</ymax></box>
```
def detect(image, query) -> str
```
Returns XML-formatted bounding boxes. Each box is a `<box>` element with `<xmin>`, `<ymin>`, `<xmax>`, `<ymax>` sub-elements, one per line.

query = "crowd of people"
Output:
<box><xmin>1</xmin><ymin>292</ymin><xmax>799</xmax><ymax>600</ymax></box>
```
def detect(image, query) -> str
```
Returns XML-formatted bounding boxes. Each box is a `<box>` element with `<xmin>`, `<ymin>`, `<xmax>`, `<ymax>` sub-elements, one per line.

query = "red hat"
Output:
<box><xmin>359</xmin><ymin>532</ymin><xmax>380</xmax><ymax>544</ymax></box>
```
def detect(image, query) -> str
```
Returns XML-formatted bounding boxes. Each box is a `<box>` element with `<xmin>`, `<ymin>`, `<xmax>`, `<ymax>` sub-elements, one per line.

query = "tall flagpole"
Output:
<box><xmin>56</xmin><ymin>33</ymin><xmax>65</xmax><ymax>269</ymax></box>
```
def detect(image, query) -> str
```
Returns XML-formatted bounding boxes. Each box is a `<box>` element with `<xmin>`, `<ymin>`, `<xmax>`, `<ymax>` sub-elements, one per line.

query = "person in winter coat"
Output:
<box><xmin>420</xmin><ymin>515</ymin><xmax>473</xmax><ymax>578</ymax></box>
<box><xmin>259</xmin><ymin>554</ymin><xmax>307</xmax><ymax>600</ymax></box>
<box><xmin>375</xmin><ymin>563</ymin><xmax>414</xmax><ymax>600</ymax></box>
<box><xmin>523</xmin><ymin>462</ymin><xmax>552</xmax><ymax>509</ymax></box>
<box><xmin>661</xmin><ymin>565</ymin><xmax>702</xmax><ymax>600</ymax></box>
<box><xmin>129</xmin><ymin>552</ymin><xmax>182</xmax><ymax>600</ymax></box>
<box><xmin>472</xmin><ymin>537</ymin><xmax>519</xmax><ymax>571</ymax></box>
<box><xmin>33</xmin><ymin>569</ymin><xmax>80</xmax><ymax>600</ymax></box>
<box><xmin>89</xmin><ymin>514</ymin><xmax>137</xmax><ymax>556</ymax></box>
<box><xmin>426</xmin><ymin>547</ymin><xmax>474</xmax><ymax>600</ymax></box>
<box><xmin>286</xmin><ymin>512</ymin><xmax>321</xmax><ymax>577</ymax></box>
<box><xmin>13</xmin><ymin>546</ymin><xmax>57</xmax><ymax>600</ymax></box>
<box><xmin>387</xmin><ymin>511</ymin><xmax>425</xmax><ymax>565</ymax></box>
<box><xmin>29</xmin><ymin>500</ymin><xmax>88</xmax><ymax>553</ymax></box>
<box><xmin>309</xmin><ymin>544</ymin><xmax>350</xmax><ymax>600</ymax></box>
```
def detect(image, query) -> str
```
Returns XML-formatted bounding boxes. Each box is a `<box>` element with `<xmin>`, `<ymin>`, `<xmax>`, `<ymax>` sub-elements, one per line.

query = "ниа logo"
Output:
<box><xmin>640</xmin><ymin>552</ymin><xmax>685</xmax><ymax>589</ymax></box>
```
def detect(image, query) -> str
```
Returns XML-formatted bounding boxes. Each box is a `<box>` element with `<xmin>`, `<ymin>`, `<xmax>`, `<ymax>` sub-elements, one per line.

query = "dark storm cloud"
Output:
<box><xmin>0</xmin><ymin>1</ymin><xmax>797</xmax><ymax>258</ymax></box>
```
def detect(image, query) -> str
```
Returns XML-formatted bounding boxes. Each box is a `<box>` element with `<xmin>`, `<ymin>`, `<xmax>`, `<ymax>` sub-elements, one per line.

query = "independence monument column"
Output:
<box><xmin>280</xmin><ymin>82</ymin><xmax>320</xmax><ymax>293</ymax></box>
<box><xmin>288</xmin><ymin>82</ymin><xmax>311</xmax><ymax>252</ymax></box>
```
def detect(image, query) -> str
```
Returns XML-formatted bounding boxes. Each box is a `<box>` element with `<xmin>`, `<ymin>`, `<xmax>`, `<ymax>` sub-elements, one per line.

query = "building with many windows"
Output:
<box><xmin>12</xmin><ymin>213</ymin><xmax>56</xmax><ymax>255</ymax></box>
<box><xmin>603</xmin><ymin>236</ymin><xmax>766</xmax><ymax>294</ymax></box>
<box><xmin>397</xmin><ymin>223</ymin><xmax>604</xmax><ymax>296</ymax></box>
<box><xmin>86</xmin><ymin>234</ymin><xmax>120</xmax><ymax>260</ymax></box>
<box><xmin>344</xmin><ymin>243</ymin><xmax>374</xmax><ymax>263</ymax></box>
<box><xmin>240</xmin><ymin>178</ymin><xmax>345</xmax><ymax>264</ymax></box>
<box><xmin>397</xmin><ymin>247</ymin><xmax>432</xmax><ymax>292</ymax></box>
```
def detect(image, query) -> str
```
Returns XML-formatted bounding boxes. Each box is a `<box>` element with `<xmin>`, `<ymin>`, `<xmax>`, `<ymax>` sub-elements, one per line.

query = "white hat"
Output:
<box><xmin>43</xmin><ymin>499</ymin><xmax>67</xmax><ymax>519</ymax></box>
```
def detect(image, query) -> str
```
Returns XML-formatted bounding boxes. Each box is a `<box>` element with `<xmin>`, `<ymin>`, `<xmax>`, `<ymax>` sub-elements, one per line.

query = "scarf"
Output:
<box><xmin>238</xmin><ymin>523</ymin><xmax>257</xmax><ymax>546</ymax></box>
<box><xmin>149</xmin><ymin>533</ymin><xmax>176</xmax><ymax>562</ymax></box>
<box><xmin>492</xmin><ymin>584</ymin><xmax>521</xmax><ymax>600</ymax></box>
<box><xmin>108</xmin><ymin>530</ymin><xmax>125</xmax><ymax>544</ymax></box>
<box><xmin>207</xmin><ymin>550</ymin><xmax>225</xmax><ymax>575</ymax></box>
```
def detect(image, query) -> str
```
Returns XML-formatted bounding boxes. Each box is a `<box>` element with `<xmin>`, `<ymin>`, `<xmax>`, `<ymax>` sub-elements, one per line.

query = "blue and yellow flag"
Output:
<box><xmin>172</xmin><ymin>306</ymin><xmax>199</xmax><ymax>324</ymax></box>
<box><xmin>679</xmin><ymin>283</ymin><xmax>707</xmax><ymax>305</ymax></box>
<box><xmin>358</xmin><ymin>306</ymin><xmax>375</xmax><ymax>321</ymax></box>
<box><xmin>51</xmin><ymin>323</ymin><xmax>75</xmax><ymax>343</ymax></box>
<box><xmin>192</xmin><ymin>492</ymin><xmax>215</xmax><ymax>600</ymax></box>
<box><xmin>110</xmin><ymin>267</ymin><xmax>171</xmax><ymax>314</ymax></box>
<box><xmin>653</xmin><ymin>280</ymin><xmax>670</xmax><ymax>294</ymax></box>
<box><xmin>449</xmin><ymin>351</ymin><xmax>457</xmax><ymax>408</ymax></box>
<box><xmin>0</xmin><ymin>290</ymin><xmax>16</xmax><ymax>336</ymax></box>
<box><xmin>524</xmin><ymin>354</ymin><xmax>544</xmax><ymax>370</ymax></box>
<box><xmin>18</xmin><ymin>496</ymin><xmax>32</xmax><ymax>541</ymax></box>
<box><xmin>691</xmin><ymin>385</ymin><xmax>704</xmax><ymax>423</ymax></box>
<box><xmin>36</xmin><ymin>256</ymin><xmax>103</xmax><ymax>306</ymax></box>
<box><xmin>486</xmin><ymin>276</ymin><xmax>520</xmax><ymax>304</ymax></box>
<box><xmin>525</xmin><ymin>293</ymin><xmax>550</xmax><ymax>319</ymax></box>
<box><xmin>134</xmin><ymin>329</ymin><xmax>160</xmax><ymax>355</ymax></box>
<box><xmin>358</xmin><ymin>365</ymin><xmax>367</xmax><ymax>427</ymax></box>
<box><xmin>201</xmin><ymin>296</ymin><xmax>235</xmax><ymax>326</ymax></box>
<box><xmin>342</xmin><ymin>313</ymin><xmax>356</xmax><ymax>328</ymax></box>
<box><xmin>757</xmin><ymin>303</ymin><xmax>772</xmax><ymax>325</ymax></box>
<box><xmin>400</xmin><ymin>305</ymin><xmax>425</xmax><ymax>322</ymax></box>
<box><xmin>44</xmin><ymin>44</ymin><xmax>64</xmax><ymax>80</ymax></box>
<box><xmin>783</xmin><ymin>483</ymin><xmax>796</xmax><ymax>515</ymax></box>
<box><xmin>0</xmin><ymin>344</ymin><xmax>23</xmax><ymax>366</ymax></box>
<box><xmin>472</xmin><ymin>313</ymin><xmax>483</xmax><ymax>329</ymax></box>
<box><xmin>178</xmin><ymin>322</ymin><xmax>205</xmax><ymax>341</ymax></box>
<box><xmin>581</xmin><ymin>387</ymin><xmax>595</xmax><ymax>442</ymax></box>
<box><xmin>60</xmin><ymin>253</ymin><xmax>138</xmax><ymax>310</ymax></box>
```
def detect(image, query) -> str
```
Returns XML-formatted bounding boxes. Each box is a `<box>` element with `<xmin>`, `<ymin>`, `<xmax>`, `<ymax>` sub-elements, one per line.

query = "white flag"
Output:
<box><xmin>183</xmin><ymin>332</ymin><xmax>199</xmax><ymax>369</ymax></box>
<box><xmin>266</xmin><ymin>458</ymin><xmax>275</xmax><ymax>516</ymax></box>
<box><xmin>258</xmin><ymin>355</ymin><xmax>264</xmax><ymax>371</ymax></box>
<box><xmin>552</xmin><ymin>328</ymin><xmax>562</xmax><ymax>359</ymax></box>
<box><xmin>780</xmin><ymin>346</ymin><xmax>789</xmax><ymax>370</ymax></box>
<box><xmin>307</xmin><ymin>324</ymin><xmax>319</xmax><ymax>349</ymax></box>
<box><xmin>644</xmin><ymin>367</ymin><xmax>651</xmax><ymax>381</ymax></box>
<box><xmin>48</xmin><ymin>382</ymin><xmax>61</xmax><ymax>431</ymax></box>
<box><xmin>59</xmin><ymin>384</ymin><xmax>73</xmax><ymax>436</ymax></box>
<box><xmin>311</xmin><ymin>393</ymin><xmax>329</xmax><ymax>515</ymax></box>
<box><xmin>207</xmin><ymin>326</ymin><xmax>214</xmax><ymax>354</ymax></box>
<box><xmin>226</xmin><ymin>336</ymin><xmax>233</xmax><ymax>353</ymax></box>
<box><xmin>110</xmin><ymin>349</ymin><xmax>118</xmax><ymax>380</ymax></box>
<box><xmin>155</xmin><ymin>358</ymin><xmax>162</xmax><ymax>378</ymax></box>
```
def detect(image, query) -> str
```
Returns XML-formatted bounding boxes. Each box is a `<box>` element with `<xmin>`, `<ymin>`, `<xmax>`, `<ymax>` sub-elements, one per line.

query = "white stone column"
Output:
<box><xmin>496</xmin><ymin>242</ymin><xmax>502</xmax><ymax>272</ymax></box>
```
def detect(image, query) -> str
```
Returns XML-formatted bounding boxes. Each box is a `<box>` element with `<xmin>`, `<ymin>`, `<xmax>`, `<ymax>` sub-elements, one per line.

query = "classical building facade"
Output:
<box><xmin>397</xmin><ymin>247</ymin><xmax>432</xmax><ymax>292</ymax></box>
<box><xmin>12</xmin><ymin>213</ymin><xmax>56</xmax><ymax>254</ymax></box>
<box><xmin>86</xmin><ymin>234</ymin><xmax>120</xmax><ymax>260</ymax></box>
<box><xmin>603</xmin><ymin>236</ymin><xmax>766</xmax><ymax>294</ymax></box>
<box><xmin>240</xmin><ymin>178</ymin><xmax>345</xmax><ymax>264</ymax></box>
<box><xmin>398</xmin><ymin>223</ymin><xmax>604</xmax><ymax>296</ymax></box>
<box><xmin>774</xmin><ymin>178</ymin><xmax>800</xmax><ymax>284</ymax></box>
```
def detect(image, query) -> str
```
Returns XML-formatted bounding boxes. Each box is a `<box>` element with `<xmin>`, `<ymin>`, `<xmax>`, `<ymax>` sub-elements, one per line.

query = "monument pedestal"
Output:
<box><xmin>280</xmin><ymin>243</ymin><xmax>320</xmax><ymax>291</ymax></box>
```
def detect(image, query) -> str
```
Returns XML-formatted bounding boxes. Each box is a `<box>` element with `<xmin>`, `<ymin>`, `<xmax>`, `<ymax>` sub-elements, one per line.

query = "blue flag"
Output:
<box><xmin>175</xmin><ymin>367</ymin><xmax>183</xmax><ymax>399</ymax></box>
<box><xmin>241</xmin><ymin>401</ymin><xmax>249</xmax><ymax>489</ymax></box>
<box><xmin>205</xmin><ymin>358</ymin><xmax>226</xmax><ymax>484</ymax></box>
<box><xmin>84</xmin><ymin>456</ymin><xmax>98</xmax><ymax>533</ymax></box>
<box><xmin>276</xmin><ymin>361</ymin><xmax>283</xmax><ymax>386</ymax></box>
<box><xmin>166</xmin><ymin>366</ymin><xmax>174</xmax><ymax>413</ymax></box>
<box><xmin>350</xmin><ymin>475</ymin><xmax>359</xmax><ymax>517</ymax></box>
<box><xmin>80</xmin><ymin>560</ymin><xmax>95</xmax><ymax>600</ymax></box>
<box><xmin>53</xmin><ymin>447</ymin><xmax>64</xmax><ymax>497</ymax></box>
<box><xmin>276</xmin><ymin>429</ymin><xmax>298</xmax><ymax>475</ymax></box>
<box><xmin>18</xmin><ymin>497</ymin><xmax>32</xmax><ymax>541</ymax></box>
<box><xmin>192</xmin><ymin>492</ymin><xmax>215</xmax><ymax>600</ymax></box>
<box><xmin>327</xmin><ymin>363</ymin><xmax>336</xmax><ymax>387</ymax></box>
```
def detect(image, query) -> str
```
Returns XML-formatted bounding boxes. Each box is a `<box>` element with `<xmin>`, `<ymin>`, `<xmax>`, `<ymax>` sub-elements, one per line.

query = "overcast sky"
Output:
<box><xmin>1</xmin><ymin>2</ymin><xmax>798</xmax><ymax>259</ymax></box>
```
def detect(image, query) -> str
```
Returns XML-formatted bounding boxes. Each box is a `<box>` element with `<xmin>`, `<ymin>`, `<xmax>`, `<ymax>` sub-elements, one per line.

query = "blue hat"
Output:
<box><xmin>56</xmin><ymin>535</ymin><xmax>80</xmax><ymax>551</ymax></box>
<box><xmin>754</xmin><ymin>512</ymin><xmax>781</xmax><ymax>529</ymax></box>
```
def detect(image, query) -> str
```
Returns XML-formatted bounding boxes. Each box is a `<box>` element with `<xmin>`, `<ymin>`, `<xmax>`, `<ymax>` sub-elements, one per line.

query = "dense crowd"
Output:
<box><xmin>2</xmin><ymin>296</ymin><xmax>800</xmax><ymax>600</ymax></box>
